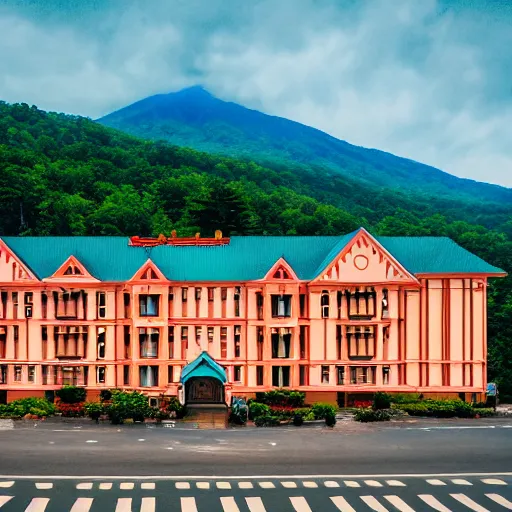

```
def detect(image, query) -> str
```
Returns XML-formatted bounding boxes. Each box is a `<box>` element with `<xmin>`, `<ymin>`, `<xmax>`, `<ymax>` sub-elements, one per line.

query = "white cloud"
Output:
<box><xmin>0</xmin><ymin>0</ymin><xmax>511</xmax><ymax>186</ymax></box>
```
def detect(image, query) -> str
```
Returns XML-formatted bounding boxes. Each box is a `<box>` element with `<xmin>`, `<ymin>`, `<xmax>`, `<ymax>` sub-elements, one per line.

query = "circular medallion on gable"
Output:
<box><xmin>353</xmin><ymin>255</ymin><xmax>369</xmax><ymax>270</ymax></box>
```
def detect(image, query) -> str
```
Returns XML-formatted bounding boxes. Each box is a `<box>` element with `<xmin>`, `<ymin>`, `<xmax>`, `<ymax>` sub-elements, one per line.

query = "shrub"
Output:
<box><xmin>395</xmin><ymin>399</ymin><xmax>479</xmax><ymax>418</ymax></box>
<box><xmin>28</xmin><ymin>408</ymin><xmax>48</xmax><ymax>418</ymax></box>
<box><xmin>56</xmin><ymin>386</ymin><xmax>86</xmax><ymax>404</ymax></box>
<box><xmin>392</xmin><ymin>402</ymin><xmax>430</xmax><ymax>416</ymax></box>
<box><xmin>167</xmin><ymin>397</ymin><xmax>187</xmax><ymax>419</ymax></box>
<box><xmin>248</xmin><ymin>402</ymin><xmax>271</xmax><ymax>419</ymax></box>
<box><xmin>353</xmin><ymin>400</ymin><xmax>373</xmax><ymax>408</ymax></box>
<box><xmin>473</xmin><ymin>408</ymin><xmax>495</xmax><ymax>417</ymax></box>
<box><xmin>373</xmin><ymin>392</ymin><xmax>391</xmax><ymax>410</ymax></box>
<box><xmin>254</xmin><ymin>415</ymin><xmax>281</xmax><ymax>427</ymax></box>
<box><xmin>325</xmin><ymin>411</ymin><xmax>337</xmax><ymax>427</ymax></box>
<box><xmin>390</xmin><ymin>393</ymin><xmax>421</xmax><ymax>404</ymax></box>
<box><xmin>106</xmin><ymin>391</ymin><xmax>150</xmax><ymax>423</ymax></box>
<box><xmin>254</xmin><ymin>390</ymin><xmax>305</xmax><ymax>407</ymax></box>
<box><xmin>472</xmin><ymin>401</ymin><xmax>488</xmax><ymax>409</ymax></box>
<box><xmin>84</xmin><ymin>401</ymin><xmax>104</xmax><ymax>421</ymax></box>
<box><xmin>99</xmin><ymin>389</ymin><xmax>113</xmax><ymax>402</ymax></box>
<box><xmin>6</xmin><ymin>397</ymin><xmax>55</xmax><ymax>417</ymax></box>
<box><xmin>354</xmin><ymin>409</ymin><xmax>391</xmax><ymax>422</ymax></box>
<box><xmin>311</xmin><ymin>403</ymin><xmax>336</xmax><ymax>420</ymax></box>
<box><xmin>293</xmin><ymin>414</ymin><xmax>304</xmax><ymax>426</ymax></box>
<box><xmin>57</xmin><ymin>401</ymin><xmax>85</xmax><ymax>417</ymax></box>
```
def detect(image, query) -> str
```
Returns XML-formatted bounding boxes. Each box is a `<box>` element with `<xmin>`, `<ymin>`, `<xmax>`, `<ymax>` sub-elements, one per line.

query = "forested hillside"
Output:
<box><xmin>0</xmin><ymin>100</ymin><xmax>511</xmax><ymax>396</ymax></box>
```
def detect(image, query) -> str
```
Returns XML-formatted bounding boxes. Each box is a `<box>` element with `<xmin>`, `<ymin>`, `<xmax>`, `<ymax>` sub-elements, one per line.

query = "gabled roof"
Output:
<box><xmin>180</xmin><ymin>351</ymin><xmax>227</xmax><ymax>384</ymax></box>
<box><xmin>0</xmin><ymin>232</ymin><xmax>505</xmax><ymax>282</ymax></box>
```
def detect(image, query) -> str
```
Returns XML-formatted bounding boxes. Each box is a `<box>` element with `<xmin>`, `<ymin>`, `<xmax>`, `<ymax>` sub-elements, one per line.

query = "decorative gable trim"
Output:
<box><xmin>46</xmin><ymin>255</ymin><xmax>98</xmax><ymax>282</ymax></box>
<box><xmin>0</xmin><ymin>238</ymin><xmax>39</xmax><ymax>282</ymax></box>
<box><xmin>262</xmin><ymin>257</ymin><xmax>299</xmax><ymax>281</ymax></box>
<box><xmin>313</xmin><ymin>228</ymin><xmax>419</xmax><ymax>284</ymax></box>
<box><xmin>130</xmin><ymin>259</ymin><xmax>168</xmax><ymax>282</ymax></box>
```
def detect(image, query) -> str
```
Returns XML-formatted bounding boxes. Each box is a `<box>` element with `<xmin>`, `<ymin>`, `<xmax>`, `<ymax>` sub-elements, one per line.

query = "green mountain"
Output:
<box><xmin>98</xmin><ymin>86</ymin><xmax>512</xmax><ymax>207</ymax></box>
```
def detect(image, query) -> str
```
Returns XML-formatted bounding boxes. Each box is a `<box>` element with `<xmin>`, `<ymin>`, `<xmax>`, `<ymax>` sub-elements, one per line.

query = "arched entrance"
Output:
<box><xmin>186</xmin><ymin>377</ymin><xmax>224</xmax><ymax>404</ymax></box>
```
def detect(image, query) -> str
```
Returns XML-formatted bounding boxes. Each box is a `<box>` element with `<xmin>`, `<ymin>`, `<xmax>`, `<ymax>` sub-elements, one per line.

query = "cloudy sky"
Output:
<box><xmin>1</xmin><ymin>0</ymin><xmax>511</xmax><ymax>187</ymax></box>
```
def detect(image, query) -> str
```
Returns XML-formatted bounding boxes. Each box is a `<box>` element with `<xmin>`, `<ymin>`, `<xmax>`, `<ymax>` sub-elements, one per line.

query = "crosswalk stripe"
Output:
<box><xmin>450</xmin><ymin>494</ymin><xmax>490</xmax><ymax>512</ymax></box>
<box><xmin>330</xmin><ymin>496</ymin><xmax>356</xmax><ymax>512</ymax></box>
<box><xmin>221</xmin><ymin>497</ymin><xmax>241</xmax><ymax>512</ymax></box>
<box><xmin>99</xmin><ymin>483</ymin><xmax>112</xmax><ymax>490</ymax></box>
<box><xmin>482</xmin><ymin>478</ymin><xmax>507</xmax><ymax>485</ymax></box>
<box><xmin>0</xmin><ymin>496</ymin><xmax>14</xmax><ymax>508</ymax></box>
<box><xmin>360</xmin><ymin>496</ymin><xmax>389</xmax><ymax>511</ymax></box>
<box><xmin>196</xmin><ymin>482</ymin><xmax>210</xmax><ymax>489</ymax></box>
<box><xmin>258</xmin><ymin>482</ymin><xmax>275</xmax><ymax>488</ymax></box>
<box><xmin>386</xmin><ymin>480</ymin><xmax>406</xmax><ymax>487</ymax></box>
<box><xmin>115</xmin><ymin>498</ymin><xmax>132</xmax><ymax>512</ymax></box>
<box><xmin>418</xmin><ymin>494</ymin><xmax>452</xmax><ymax>512</ymax></box>
<box><xmin>70</xmin><ymin>498</ymin><xmax>94</xmax><ymax>512</ymax></box>
<box><xmin>451</xmin><ymin>479</ymin><xmax>472</xmax><ymax>485</ymax></box>
<box><xmin>324</xmin><ymin>481</ymin><xmax>340</xmax><ymax>488</ymax></box>
<box><xmin>238</xmin><ymin>482</ymin><xmax>253</xmax><ymax>489</ymax></box>
<box><xmin>302</xmin><ymin>481</ymin><xmax>318</xmax><ymax>488</ymax></box>
<box><xmin>141</xmin><ymin>497</ymin><xmax>155</xmax><ymax>512</ymax></box>
<box><xmin>245</xmin><ymin>497</ymin><xmax>267</xmax><ymax>512</ymax></box>
<box><xmin>217</xmin><ymin>482</ymin><xmax>231</xmax><ymax>489</ymax></box>
<box><xmin>365</xmin><ymin>480</ymin><xmax>383</xmax><ymax>487</ymax></box>
<box><xmin>426</xmin><ymin>479</ymin><xmax>446</xmax><ymax>486</ymax></box>
<box><xmin>176</xmin><ymin>482</ymin><xmax>191</xmax><ymax>489</ymax></box>
<box><xmin>486</xmin><ymin>494</ymin><xmax>512</xmax><ymax>510</ymax></box>
<box><xmin>25</xmin><ymin>498</ymin><xmax>50</xmax><ymax>512</ymax></box>
<box><xmin>0</xmin><ymin>482</ymin><xmax>14</xmax><ymax>488</ymax></box>
<box><xmin>120</xmin><ymin>483</ymin><xmax>134</xmax><ymax>490</ymax></box>
<box><xmin>76</xmin><ymin>483</ymin><xmax>93</xmax><ymax>490</ymax></box>
<box><xmin>141</xmin><ymin>483</ymin><xmax>155</xmax><ymax>490</ymax></box>
<box><xmin>344</xmin><ymin>481</ymin><xmax>361</xmax><ymax>488</ymax></box>
<box><xmin>181</xmin><ymin>497</ymin><xmax>198</xmax><ymax>512</ymax></box>
<box><xmin>35</xmin><ymin>483</ymin><xmax>53</xmax><ymax>490</ymax></box>
<box><xmin>282</xmin><ymin>482</ymin><xmax>297</xmax><ymax>488</ymax></box>
<box><xmin>290</xmin><ymin>496</ymin><xmax>313</xmax><ymax>512</ymax></box>
<box><xmin>384</xmin><ymin>495</ymin><xmax>415</xmax><ymax>512</ymax></box>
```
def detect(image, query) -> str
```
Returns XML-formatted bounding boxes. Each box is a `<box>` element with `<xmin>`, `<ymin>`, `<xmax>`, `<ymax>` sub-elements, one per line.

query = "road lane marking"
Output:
<box><xmin>324</xmin><ymin>481</ymin><xmax>340</xmax><ymax>487</ymax></box>
<box><xmin>482</xmin><ymin>478</ymin><xmax>507</xmax><ymax>485</ymax></box>
<box><xmin>220</xmin><ymin>497</ymin><xmax>241</xmax><ymax>512</ymax></box>
<box><xmin>176</xmin><ymin>482</ymin><xmax>190</xmax><ymax>489</ymax></box>
<box><xmin>246</xmin><ymin>497</ymin><xmax>267</xmax><ymax>512</ymax></box>
<box><xmin>25</xmin><ymin>498</ymin><xmax>50</xmax><ymax>512</ymax></box>
<box><xmin>181</xmin><ymin>497</ymin><xmax>198</xmax><ymax>512</ymax></box>
<box><xmin>141</xmin><ymin>483</ymin><xmax>155</xmax><ymax>490</ymax></box>
<box><xmin>0</xmin><ymin>482</ymin><xmax>13</xmax><ymax>488</ymax></box>
<box><xmin>290</xmin><ymin>496</ymin><xmax>313</xmax><ymax>512</ymax></box>
<box><xmin>35</xmin><ymin>483</ymin><xmax>53</xmax><ymax>490</ymax></box>
<box><xmin>451</xmin><ymin>479</ymin><xmax>472</xmax><ymax>485</ymax></box>
<box><xmin>418</xmin><ymin>495</ymin><xmax>452</xmax><ymax>512</ymax></box>
<box><xmin>426</xmin><ymin>479</ymin><xmax>446</xmax><ymax>486</ymax></box>
<box><xmin>120</xmin><ymin>483</ymin><xmax>134</xmax><ymax>490</ymax></box>
<box><xmin>450</xmin><ymin>494</ymin><xmax>490</xmax><ymax>512</ymax></box>
<box><xmin>344</xmin><ymin>481</ymin><xmax>360</xmax><ymax>487</ymax></box>
<box><xmin>365</xmin><ymin>480</ymin><xmax>383</xmax><ymax>487</ymax></box>
<box><xmin>360</xmin><ymin>496</ymin><xmax>389</xmax><ymax>511</ymax></box>
<box><xmin>115</xmin><ymin>499</ymin><xmax>132</xmax><ymax>512</ymax></box>
<box><xmin>486</xmin><ymin>494</ymin><xmax>512</xmax><ymax>510</ymax></box>
<box><xmin>0</xmin><ymin>497</ymin><xmax>13</xmax><ymax>507</ymax></box>
<box><xmin>258</xmin><ymin>482</ymin><xmax>275</xmax><ymax>488</ymax></box>
<box><xmin>76</xmin><ymin>483</ymin><xmax>93</xmax><ymax>490</ymax></box>
<box><xmin>330</xmin><ymin>496</ymin><xmax>356</xmax><ymax>512</ymax></box>
<box><xmin>196</xmin><ymin>482</ymin><xmax>210</xmax><ymax>489</ymax></box>
<box><xmin>384</xmin><ymin>495</ymin><xmax>415</xmax><ymax>512</ymax></box>
<box><xmin>140</xmin><ymin>497</ymin><xmax>155</xmax><ymax>512</ymax></box>
<box><xmin>216</xmin><ymin>482</ymin><xmax>231</xmax><ymax>489</ymax></box>
<box><xmin>99</xmin><ymin>483</ymin><xmax>112</xmax><ymax>490</ymax></box>
<box><xmin>70</xmin><ymin>498</ymin><xmax>94</xmax><ymax>512</ymax></box>
<box><xmin>238</xmin><ymin>482</ymin><xmax>253</xmax><ymax>489</ymax></box>
<box><xmin>386</xmin><ymin>480</ymin><xmax>406</xmax><ymax>487</ymax></box>
<box><xmin>302</xmin><ymin>481</ymin><xmax>318</xmax><ymax>488</ymax></box>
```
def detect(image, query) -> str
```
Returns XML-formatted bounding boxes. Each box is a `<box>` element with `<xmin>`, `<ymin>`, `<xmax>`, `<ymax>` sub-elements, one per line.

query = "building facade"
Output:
<box><xmin>0</xmin><ymin>228</ymin><xmax>505</xmax><ymax>405</ymax></box>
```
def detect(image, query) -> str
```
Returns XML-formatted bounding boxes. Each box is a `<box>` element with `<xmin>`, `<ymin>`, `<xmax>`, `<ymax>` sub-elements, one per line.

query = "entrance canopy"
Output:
<box><xmin>180</xmin><ymin>351</ymin><xmax>228</xmax><ymax>385</ymax></box>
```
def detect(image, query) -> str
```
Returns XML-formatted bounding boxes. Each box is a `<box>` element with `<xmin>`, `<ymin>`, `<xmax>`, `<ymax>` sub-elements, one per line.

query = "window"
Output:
<box><xmin>337</xmin><ymin>366</ymin><xmax>345</xmax><ymax>385</ymax></box>
<box><xmin>12</xmin><ymin>292</ymin><xmax>18</xmax><ymax>319</ymax></box>
<box><xmin>383</xmin><ymin>366</ymin><xmax>390</xmax><ymax>385</ymax></box>
<box><xmin>54</xmin><ymin>326</ymin><xmax>88</xmax><ymax>359</ymax></box>
<box><xmin>299</xmin><ymin>365</ymin><xmax>309</xmax><ymax>386</ymax></box>
<box><xmin>0</xmin><ymin>364</ymin><xmax>7</xmax><ymax>384</ymax></box>
<box><xmin>181</xmin><ymin>327</ymin><xmax>188</xmax><ymax>358</ymax></box>
<box><xmin>234</xmin><ymin>325</ymin><xmax>241</xmax><ymax>358</ymax></box>
<box><xmin>336</xmin><ymin>325</ymin><xmax>342</xmax><ymax>360</ymax></box>
<box><xmin>256</xmin><ymin>292</ymin><xmax>264</xmax><ymax>320</ymax></box>
<box><xmin>321</xmin><ymin>365</ymin><xmax>330</xmax><ymax>384</ymax></box>
<box><xmin>195</xmin><ymin>326</ymin><xmax>202</xmax><ymax>341</ymax></box>
<box><xmin>299</xmin><ymin>326</ymin><xmax>307</xmax><ymax>359</ymax></box>
<box><xmin>233</xmin><ymin>365</ymin><xmax>242</xmax><ymax>382</ymax></box>
<box><xmin>123</xmin><ymin>293</ymin><xmax>131</xmax><ymax>318</ymax></box>
<box><xmin>0</xmin><ymin>327</ymin><xmax>6</xmax><ymax>358</ymax></box>
<box><xmin>14</xmin><ymin>365</ymin><xmax>22</xmax><ymax>382</ymax></box>
<box><xmin>41</xmin><ymin>292</ymin><xmax>47</xmax><ymax>319</ymax></box>
<box><xmin>257</xmin><ymin>326</ymin><xmax>264</xmax><ymax>361</ymax></box>
<box><xmin>207</xmin><ymin>288</ymin><xmax>215</xmax><ymax>302</ymax></box>
<box><xmin>207</xmin><ymin>326</ymin><xmax>214</xmax><ymax>344</ymax></box>
<box><xmin>64</xmin><ymin>264</ymin><xmax>83</xmax><ymax>275</ymax></box>
<box><xmin>299</xmin><ymin>294</ymin><xmax>306</xmax><ymax>318</ymax></box>
<box><xmin>96</xmin><ymin>366</ymin><xmax>106</xmax><ymax>384</ymax></box>
<box><xmin>141</xmin><ymin>267</ymin><xmax>158</xmax><ymax>280</ymax></box>
<box><xmin>321</xmin><ymin>291</ymin><xmax>329</xmax><ymax>318</ymax></box>
<box><xmin>271</xmin><ymin>328</ymin><xmax>291</xmax><ymax>358</ymax></box>
<box><xmin>347</xmin><ymin>326</ymin><xmax>375</xmax><ymax>359</ymax></box>
<box><xmin>139</xmin><ymin>294</ymin><xmax>159</xmax><ymax>317</ymax></box>
<box><xmin>24</xmin><ymin>292</ymin><xmax>33</xmax><ymax>318</ymax></box>
<box><xmin>272</xmin><ymin>366</ymin><xmax>290</xmax><ymax>387</ymax></box>
<box><xmin>97</xmin><ymin>327</ymin><xmax>106</xmax><ymax>359</ymax></box>
<box><xmin>28</xmin><ymin>365</ymin><xmax>36</xmax><ymax>383</ymax></box>
<box><xmin>347</xmin><ymin>287</ymin><xmax>376</xmax><ymax>319</ymax></box>
<box><xmin>271</xmin><ymin>295</ymin><xmax>292</xmax><ymax>317</ymax></box>
<box><xmin>55</xmin><ymin>291</ymin><xmax>78</xmax><ymax>319</ymax></box>
<box><xmin>349</xmin><ymin>366</ymin><xmax>376</xmax><ymax>384</ymax></box>
<box><xmin>220</xmin><ymin>327</ymin><xmax>227</xmax><ymax>358</ymax></box>
<box><xmin>168</xmin><ymin>326</ymin><xmax>175</xmax><ymax>358</ymax></box>
<box><xmin>13</xmin><ymin>325</ymin><xmax>19</xmax><ymax>359</ymax></box>
<box><xmin>382</xmin><ymin>289</ymin><xmax>389</xmax><ymax>318</ymax></box>
<box><xmin>139</xmin><ymin>328</ymin><xmax>159</xmax><ymax>358</ymax></box>
<box><xmin>221</xmin><ymin>287</ymin><xmax>227</xmax><ymax>301</ymax></box>
<box><xmin>272</xmin><ymin>267</ymin><xmax>290</xmax><ymax>279</ymax></box>
<box><xmin>97</xmin><ymin>292</ymin><xmax>106</xmax><ymax>318</ymax></box>
<box><xmin>123</xmin><ymin>366</ymin><xmax>130</xmax><ymax>385</ymax></box>
<box><xmin>182</xmin><ymin>288</ymin><xmax>188</xmax><ymax>302</ymax></box>
<box><xmin>139</xmin><ymin>366</ymin><xmax>158</xmax><ymax>387</ymax></box>
<box><xmin>195</xmin><ymin>287</ymin><xmax>201</xmax><ymax>301</ymax></box>
<box><xmin>337</xmin><ymin>291</ymin><xmax>343</xmax><ymax>318</ymax></box>
<box><xmin>168</xmin><ymin>365</ymin><xmax>174</xmax><ymax>383</ymax></box>
<box><xmin>124</xmin><ymin>326</ymin><xmax>131</xmax><ymax>359</ymax></box>
<box><xmin>234</xmin><ymin>287</ymin><xmax>241</xmax><ymax>317</ymax></box>
<box><xmin>256</xmin><ymin>366</ymin><xmax>264</xmax><ymax>386</ymax></box>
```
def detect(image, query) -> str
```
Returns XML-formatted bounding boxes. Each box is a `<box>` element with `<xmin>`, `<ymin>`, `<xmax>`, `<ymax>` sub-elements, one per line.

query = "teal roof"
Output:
<box><xmin>180</xmin><ymin>352</ymin><xmax>227</xmax><ymax>384</ymax></box>
<box><xmin>1</xmin><ymin>231</ymin><xmax>504</xmax><ymax>282</ymax></box>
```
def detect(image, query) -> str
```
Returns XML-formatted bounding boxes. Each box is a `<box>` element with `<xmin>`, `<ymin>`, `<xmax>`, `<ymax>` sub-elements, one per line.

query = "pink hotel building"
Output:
<box><xmin>0</xmin><ymin>228</ymin><xmax>505</xmax><ymax>406</ymax></box>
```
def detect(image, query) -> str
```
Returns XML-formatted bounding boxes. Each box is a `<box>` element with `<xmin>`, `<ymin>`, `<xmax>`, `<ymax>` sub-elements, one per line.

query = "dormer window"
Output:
<box><xmin>64</xmin><ymin>265</ymin><xmax>82</xmax><ymax>276</ymax></box>
<box><xmin>272</xmin><ymin>267</ymin><xmax>290</xmax><ymax>279</ymax></box>
<box><xmin>141</xmin><ymin>268</ymin><xmax>158</xmax><ymax>280</ymax></box>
